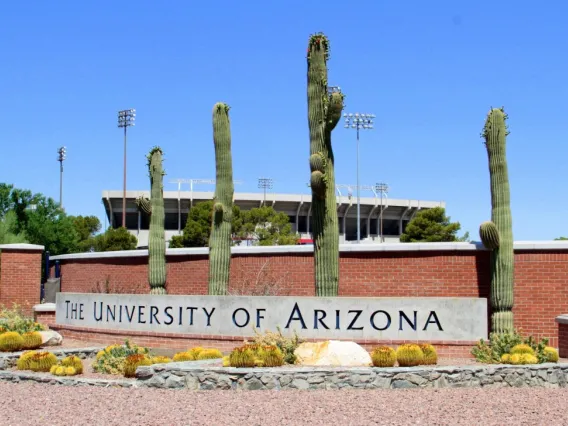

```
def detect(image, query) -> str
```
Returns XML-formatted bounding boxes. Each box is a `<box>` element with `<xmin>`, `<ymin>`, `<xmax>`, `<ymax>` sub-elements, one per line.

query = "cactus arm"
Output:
<box><xmin>307</xmin><ymin>33</ymin><xmax>343</xmax><ymax>296</ymax></box>
<box><xmin>147</xmin><ymin>147</ymin><xmax>167</xmax><ymax>295</ymax></box>
<box><xmin>479</xmin><ymin>221</ymin><xmax>500</xmax><ymax>250</ymax></box>
<box><xmin>135</xmin><ymin>196</ymin><xmax>152</xmax><ymax>215</ymax></box>
<box><xmin>482</xmin><ymin>107</ymin><xmax>514</xmax><ymax>333</ymax></box>
<box><xmin>208</xmin><ymin>102</ymin><xmax>234</xmax><ymax>295</ymax></box>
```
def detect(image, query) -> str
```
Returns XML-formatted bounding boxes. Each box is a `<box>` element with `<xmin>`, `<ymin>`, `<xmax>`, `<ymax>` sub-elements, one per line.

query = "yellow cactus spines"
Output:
<box><xmin>510</xmin><ymin>344</ymin><xmax>535</xmax><ymax>356</ymax></box>
<box><xmin>22</xmin><ymin>332</ymin><xmax>43</xmax><ymax>350</ymax></box>
<box><xmin>370</xmin><ymin>346</ymin><xmax>396</xmax><ymax>368</ymax></box>
<box><xmin>188</xmin><ymin>347</ymin><xmax>205</xmax><ymax>359</ymax></box>
<box><xmin>151</xmin><ymin>356</ymin><xmax>172</xmax><ymax>364</ymax></box>
<box><xmin>123</xmin><ymin>354</ymin><xmax>152</xmax><ymax>378</ymax></box>
<box><xmin>17</xmin><ymin>351</ymin><xmax>37</xmax><ymax>370</ymax></box>
<box><xmin>259</xmin><ymin>345</ymin><xmax>284</xmax><ymax>367</ymax></box>
<box><xmin>520</xmin><ymin>354</ymin><xmax>538</xmax><ymax>365</ymax></box>
<box><xmin>65</xmin><ymin>366</ymin><xmax>77</xmax><ymax>376</ymax></box>
<box><xmin>396</xmin><ymin>344</ymin><xmax>424</xmax><ymax>367</ymax></box>
<box><xmin>418</xmin><ymin>344</ymin><xmax>438</xmax><ymax>365</ymax></box>
<box><xmin>96</xmin><ymin>350</ymin><xmax>105</xmax><ymax>360</ymax></box>
<box><xmin>172</xmin><ymin>351</ymin><xmax>195</xmax><ymax>362</ymax></box>
<box><xmin>544</xmin><ymin>347</ymin><xmax>559</xmax><ymax>363</ymax></box>
<box><xmin>222</xmin><ymin>356</ymin><xmax>230</xmax><ymax>367</ymax></box>
<box><xmin>61</xmin><ymin>355</ymin><xmax>83</xmax><ymax>374</ymax></box>
<box><xmin>0</xmin><ymin>331</ymin><xmax>24</xmax><ymax>352</ymax></box>
<box><xmin>501</xmin><ymin>353</ymin><xmax>511</xmax><ymax>363</ymax></box>
<box><xmin>104</xmin><ymin>344</ymin><xmax>121</xmax><ymax>354</ymax></box>
<box><xmin>229</xmin><ymin>346</ymin><xmax>256</xmax><ymax>368</ymax></box>
<box><xmin>49</xmin><ymin>365</ymin><xmax>58</xmax><ymax>375</ymax></box>
<box><xmin>54</xmin><ymin>366</ymin><xmax>66</xmax><ymax>376</ymax></box>
<box><xmin>196</xmin><ymin>349</ymin><xmax>223</xmax><ymax>360</ymax></box>
<box><xmin>29</xmin><ymin>352</ymin><xmax>58</xmax><ymax>372</ymax></box>
<box><xmin>509</xmin><ymin>354</ymin><xmax>522</xmax><ymax>365</ymax></box>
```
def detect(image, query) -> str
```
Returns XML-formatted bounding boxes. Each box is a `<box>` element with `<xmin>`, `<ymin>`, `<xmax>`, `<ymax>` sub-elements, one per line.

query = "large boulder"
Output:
<box><xmin>38</xmin><ymin>330</ymin><xmax>63</xmax><ymax>346</ymax></box>
<box><xmin>294</xmin><ymin>340</ymin><xmax>372</xmax><ymax>367</ymax></box>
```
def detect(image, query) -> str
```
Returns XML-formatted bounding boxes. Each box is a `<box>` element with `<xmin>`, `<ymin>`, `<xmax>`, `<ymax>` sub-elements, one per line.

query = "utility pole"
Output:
<box><xmin>117</xmin><ymin>108</ymin><xmax>136</xmax><ymax>228</ymax></box>
<box><xmin>57</xmin><ymin>146</ymin><xmax>66</xmax><ymax>210</ymax></box>
<box><xmin>375</xmin><ymin>183</ymin><xmax>389</xmax><ymax>243</ymax></box>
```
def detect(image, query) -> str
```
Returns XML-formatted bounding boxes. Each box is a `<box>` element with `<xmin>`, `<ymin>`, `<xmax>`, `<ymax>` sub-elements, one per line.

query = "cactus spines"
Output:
<box><xmin>481</xmin><ymin>107</ymin><xmax>514</xmax><ymax>333</ymax></box>
<box><xmin>135</xmin><ymin>196</ymin><xmax>152</xmax><ymax>215</ymax></box>
<box><xmin>307</xmin><ymin>32</ymin><xmax>344</xmax><ymax>296</ymax></box>
<box><xmin>479</xmin><ymin>221</ymin><xmax>500</xmax><ymax>250</ymax></box>
<box><xmin>208</xmin><ymin>102</ymin><xmax>235</xmax><ymax>295</ymax></box>
<box><xmin>147</xmin><ymin>147</ymin><xmax>167</xmax><ymax>295</ymax></box>
<box><xmin>370</xmin><ymin>346</ymin><xmax>397</xmax><ymax>367</ymax></box>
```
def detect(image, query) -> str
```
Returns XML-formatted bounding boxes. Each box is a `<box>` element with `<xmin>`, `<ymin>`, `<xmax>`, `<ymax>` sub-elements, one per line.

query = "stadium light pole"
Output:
<box><xmin>375</xmin><ymin>182</ymin><xmax>389</xmax><ymax>243</ymax></box>
<box><xmin>258</xmin><ymin>177</ymin><xmax>273</xmax><ymax>203</ymax></box>
<box><xmin>57</xmin><ymin>146</ymin><xmax>66</xmax><ymax>210</ymax></box>
<box><xmin>343</xmin><ymin>112</ymin><xmax>375</xmax><ymax>243</ymax></box>
<box><xmin>117</xmin><ymin>108</ymin><xmax>136</xmax><ymax>228</ymax></box>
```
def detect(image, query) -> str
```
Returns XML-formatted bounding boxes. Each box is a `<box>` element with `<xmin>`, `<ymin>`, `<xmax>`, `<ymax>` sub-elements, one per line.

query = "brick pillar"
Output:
<box><xmin>556</xmin><ymin>315</ymin><xmax>568</xmax><ymax>358</ymax></box>
<box><xmin>0</xmin><ymin>244</ymin><xmax>44</xmax><ymax>317</ymax></box>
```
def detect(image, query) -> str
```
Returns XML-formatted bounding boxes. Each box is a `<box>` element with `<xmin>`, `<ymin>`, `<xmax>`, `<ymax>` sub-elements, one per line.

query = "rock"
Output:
<box><xmin>294</xmin><ymin>341</ymin><xmax>372</xmax><ymax>367</ymax></box>
<box><xmin>244</xmin><ymin>378</ymin><xmax>264</xmax><ymax>390</ymax></box>
<box><xmin>38</xmin><ymin>330</ymin><xmax>63</xmax><ymax>346</ymax></box>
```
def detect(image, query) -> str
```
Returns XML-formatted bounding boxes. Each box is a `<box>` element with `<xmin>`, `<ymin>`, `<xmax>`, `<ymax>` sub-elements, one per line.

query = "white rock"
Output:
<box><xmin>38</xmin><ymin>330</ymin><xmax>63</xmax><ymax>346</ymax></box>
<box><xmin>294</xmin><ymin>340</ymin><xmax>372</xmax><ymax>367</ymax></box>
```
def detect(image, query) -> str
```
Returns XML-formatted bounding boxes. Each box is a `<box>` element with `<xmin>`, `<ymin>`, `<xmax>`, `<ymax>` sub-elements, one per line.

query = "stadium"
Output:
<box><xmin>101</xmin><ymin>186</ymin><xmax>445</xmax><ymax>248</ymax></box>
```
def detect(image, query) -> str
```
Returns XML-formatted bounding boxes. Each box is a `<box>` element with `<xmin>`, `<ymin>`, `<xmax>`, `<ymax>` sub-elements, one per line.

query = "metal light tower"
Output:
<box><xmin>258</xmin><ymin>177</ymin><xmax>273</xmax><ymax>203</ymax></box>
<box><xmin>57</xmin><ymin>146</ymin><xmax>66</xmax><ymax>209</ymax></box>
<box><xmin>344</xmin><ymin>112</ymin><xmax>375</xmax><ymax>242</ymax></box>
<box><xmin>375</xmin><ymin>182</ymin><xmax>389</xmax><ymax>243</ymax></box>
<box><xmin>117</xmin><ymin>108</ymin><xmax>136</xmax><ymax>228</ymax></box>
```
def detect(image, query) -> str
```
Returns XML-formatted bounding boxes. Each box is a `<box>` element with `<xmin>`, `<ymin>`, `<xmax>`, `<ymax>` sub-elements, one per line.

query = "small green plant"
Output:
<box><xmin>247</xmin><ymin>326</ymin><xmax>304</xmax><ymax>364</ymax></box>
<box><xmin>471</xmin><ymin>329</ymin><xmax>551</xmax><ymax>364</ymax></box>
<box><xmin>92</xmin><ymin>340</ymin><xmax>150</xmax><ymax>375</ymax></box>
<box><xmin>0</xmin><ymin>303</ymin><xmax>46</xmax><ymax>334</ymax></box>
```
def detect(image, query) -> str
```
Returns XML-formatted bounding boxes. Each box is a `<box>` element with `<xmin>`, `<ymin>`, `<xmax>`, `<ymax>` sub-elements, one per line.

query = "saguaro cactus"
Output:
<box><xmin>208</xmin><ymin>102</ymin><xmax>234</xmax><ymax>295</ymax></box>
<box><xmin>307</xmin><ymin>32</ymin><xmax>344</xmax><ymax>296</ymax></box>
<box><xmin>479</xmin><ymin>107</ymin><xmax>514</xmax><ymax>333</ymax></box>
<box><xmin>147</xmin><ymin>147</ymin><xmax>167</xmax><ymax>295</ymax></box>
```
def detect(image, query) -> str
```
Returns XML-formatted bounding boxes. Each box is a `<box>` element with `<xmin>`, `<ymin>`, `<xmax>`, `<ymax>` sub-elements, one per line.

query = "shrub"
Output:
<box><xmin>0</xmin><ymin>331</ymin><xmax>24</xmax><ymax>352</ymax></box>
<box><xmin>471</xmin><ymin>329</ymin><xmax>549</xmax><ymax>364</ymax></box>
<box><xmin>229</xmin><ymin>346</ymin><xmax>256</xmax><ymax>368</ymax></box>
<box><xmin>544</xmin><ymin>347</ymin><xmax>559</xmax><ymax>363</ymax></box>
<box><xmin>92</xmin><ymin>340</ymin><xmax>150</xmax><ymax>375</ymax></box>
<box><xmin>510</xmin><ymin>344</ymin><xmax>535</xmax><ymax>356</ymax></box>
<box><xmin>151</xmin><ymin>356</ymin><xmax>172</xmax><ymax>364</ymax></box>
<box><xmin>196</xmin><ymin>349</ymin><xmax>223</xmax><ymax>360</ymax></box>
<box><xmin>29</xmin><ymin>352</ymin><xmax>58</xmax><ymax>372</ymax></box>
<box><xmin>61</xmin><ymin>355</ymin><xmax>83</xmax><ymax>374</ymax></box>
<box><xmin>172</xmin><ymin>351</ymin><xmax>195</xmax><ymax>362</ymax></box>
<box><xmin>370</xmin><ymin>346</ymin><xmax>396</xmax><ymax>368</ymax></box>
<box><xmin>247</xmin><ymin>327</ymin><xmax>304</xmax><ymax>364</ymax></box>
<box><xmin>123</xmin><ymin>354</ymin><xmax>152</xmax><ymax>378</ymax></box>
<box><xmin>419</xmin><ymin>344</ymin><xmax>438</xmax><ymax>365</ymax></box>
<box><xmin>396</xmin><ymin>344</ymin><xmax>424</xmax><ymax>367</ymax></box>
<box><xmin>16</xmin><ymin>350</ymin><xmax>37</xmax><ymax>370</ymax></box>
<box><xmin>22</xmin><ymin>332</ymin><xmax>42</xmax><ymax>350</ymax></box>
<box><xmin>0</xmin><ymin>304</ymin><xmax>46</xmax><ymax>334</ymax></box>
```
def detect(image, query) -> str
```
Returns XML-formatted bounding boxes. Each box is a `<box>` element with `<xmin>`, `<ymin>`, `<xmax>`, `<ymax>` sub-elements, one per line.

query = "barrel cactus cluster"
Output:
<box><xmin>479</xmin><ymin>107</ymin><xmax>514</xmax><ymax>334</ymax></box>
<box><xmin>369</xmin><ymin>343</ymin><xmax>439</xmax><ymax>367</ymax></box>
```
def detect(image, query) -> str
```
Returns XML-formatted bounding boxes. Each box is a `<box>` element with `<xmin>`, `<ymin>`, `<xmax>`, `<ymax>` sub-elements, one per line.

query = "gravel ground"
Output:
<box><xmin>0</xmin><ymin>381</ymin><xmax>566</xmax><ymax>425</ymax></box>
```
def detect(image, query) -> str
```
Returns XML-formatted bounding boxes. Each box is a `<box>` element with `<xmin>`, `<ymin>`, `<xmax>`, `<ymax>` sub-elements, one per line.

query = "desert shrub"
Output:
<box><xmin>544</xmin><ymin>347</ymin><xmax>559</xmax><ymax>363</ymax></box>
<box><xmin>22</xmin><ymin>332</ymin><xmax>43</xmax><ymax>350</ymax></box>
<box><xmin>172</xmin><ymin>351</ymin><xmax>195</xmax><ymax>362</ymax></box>
<box><xmin>92</xmin><ymin>340</ymin><xmax>150</xmax><ymax>375</ymax></box>
<box><xmin>150</xmin><ymin>356</ymin><xmax>172</xmax><ymax>364</ymax></box>
<box><xmin>123</xmin><ymin>354</ymin><xmax>152</xmax><ymax>378</ymax></box>
<box><xmin>418</xmin><ymin>344</ymin><xmax>438</xmax><ymax>365</ymax></box>
<box><xmin>396</xmin><ymin>344</ymin><xmax>424</xmax><ymax>367</ymax></box>
<box><xmin>196</xmin><ymin>349</ymin><xmax>223</xmax><ymax>360</ymax></box>
<box><xmin>0</xmin><ymin>331</ymin><xmax>24</xmax><ymax>352</ymax></box>
<box><xmin>370</xmin><ymin>346</ymin><xmax>396</xmax><ymax>368</ymax></box>
<box><xmin>246</xmin><ymin>327</ymin><xmax>303</xmax><ymax>364</ymax></box>
<box><xmin>61</xmin><ymin>355</ymin><xmax>84</xmax><ymax>374</ymax></box>
<box><xmin>471</xmin><ymin>329</ymin><xmax>550</xmax><ymax>364</ymax></box>
<box><xmin>0</xmin><ymin>304</ymin><xmax>46</xmax><ymax>334</ymax></box>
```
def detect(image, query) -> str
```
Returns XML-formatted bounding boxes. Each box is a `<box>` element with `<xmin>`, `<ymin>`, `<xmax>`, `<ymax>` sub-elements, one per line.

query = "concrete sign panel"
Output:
<box><xmin>55</xmin><ymin>293</ymin><xmax>488</xmax><ymax>341</ymax></box>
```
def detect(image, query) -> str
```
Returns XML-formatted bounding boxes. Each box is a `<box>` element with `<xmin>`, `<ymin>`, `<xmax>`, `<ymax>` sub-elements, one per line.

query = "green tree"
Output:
<box><xmin>71</xmin><ymin>215</ymin><xmax>102</xmax><ymax>252</ymax></box>
<box><xmin>241</xmin><ymin>206</ymin><xmax>299</xmax><ymax>246</ymax></box>
<box><xmin>400</xmin><ymin>207</ymin><xmax>465</xmax><ymax>243</ymax></box>
<box><xmin>555</xmin><ymin>237</ymin><xmax>568</xmax><ymax>240</ymax></box>
<box><xmin>93</xmin><ymin>227</ymin><xmax>137</xmax><ymax>251</ymax></box>
<box><xmin>169</xmin><ymin>200</ymin><xmax>243</xmax><ymax>248</ymax></box>
<box><xmin>0</xmin><ymin>211</ymin><xmax>28</xmax><ymax>244</ymax></box>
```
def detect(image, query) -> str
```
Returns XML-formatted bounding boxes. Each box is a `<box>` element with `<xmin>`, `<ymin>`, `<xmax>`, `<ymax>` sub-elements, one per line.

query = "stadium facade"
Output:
<box><xmin>101</xmin><ymin>189</ymin><xmax>445</xmax><ymax>248</ymax></box>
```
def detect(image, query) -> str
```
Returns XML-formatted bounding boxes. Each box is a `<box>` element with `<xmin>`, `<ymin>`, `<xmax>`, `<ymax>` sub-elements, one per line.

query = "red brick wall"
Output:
<box><xmin>52</xmin><ymin>248</ymin><xmax>568</xmax><ymax>348</ymax></box>
<box><xmin>0</xmin><ymin>248</ymin><xmax>43</xmax><ymax>316</ymax></box>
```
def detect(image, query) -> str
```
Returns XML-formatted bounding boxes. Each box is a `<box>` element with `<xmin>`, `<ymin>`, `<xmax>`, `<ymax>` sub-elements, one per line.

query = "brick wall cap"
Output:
<box><xmin>33</xmin><ymin>303</ymin><xmax>56</xmax><ymax>312</ymax></box>
<box><xmin>49</xmin><ymin>240</ymin><xmax>568</xmax><ymax>261</ymax></box>
<box><xmin>555</xmin><ymin>315</ymin><xmax>568</xmax><ymax>325</ymax></box>
<box><xmin>0</xmin><ymin>243</ymin><xmax>44</xmax><ymax>251</ymax></box>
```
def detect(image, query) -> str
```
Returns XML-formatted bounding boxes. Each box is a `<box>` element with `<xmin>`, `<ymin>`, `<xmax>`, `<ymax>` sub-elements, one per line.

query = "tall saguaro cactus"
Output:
<box><xmin>147</xmin><ymin>147</ymin><xmax>167</xmax><ymax>295</ymax></box>
<box><xmin>208</xmin><ymin>102</ymin><xmax>234</xmax><ymax>295</ymax></box>
<box><xmin>307</xmin><ymin>32</ymin><xmax>344</xmax><ymax>296</ymax></box>
<box><xmin>479</xmin><ymin>107</ymin><xmax>514</xmax><ymax>333</ymax></box>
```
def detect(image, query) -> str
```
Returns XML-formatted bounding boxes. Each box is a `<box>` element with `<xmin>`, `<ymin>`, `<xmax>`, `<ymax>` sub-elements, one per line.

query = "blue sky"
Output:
<box><xmin>1</xmin><ymin>0</ymin><xmax>567</xmax><ymax>240</ymax></box>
